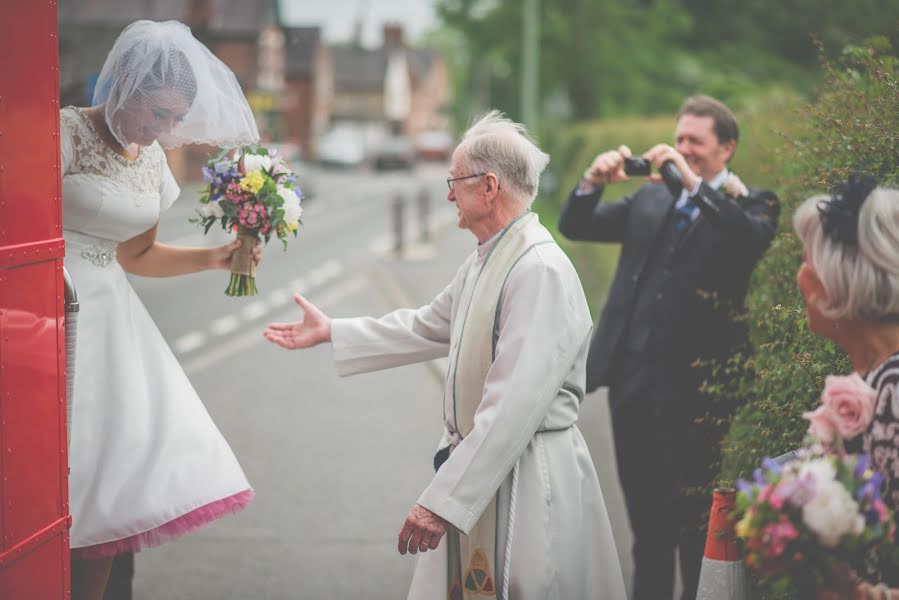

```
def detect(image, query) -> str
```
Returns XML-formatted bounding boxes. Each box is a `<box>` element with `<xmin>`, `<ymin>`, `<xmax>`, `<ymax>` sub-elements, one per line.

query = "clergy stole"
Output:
<box><xmin>445</xmin><ymin>212</ymin><xmax>552</xmax><ymax>599</ymax></box>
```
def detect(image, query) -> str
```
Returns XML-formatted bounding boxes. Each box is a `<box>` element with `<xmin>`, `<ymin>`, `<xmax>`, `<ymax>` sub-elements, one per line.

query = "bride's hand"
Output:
<box><xmin>210</xmin><ymin>239</ymin><xmax>262</xmax><ymax>271</ymax></box>
<box><xmin>263</xmin><ymin>294</ymin><xmax>332</xmax><ymax>349</ymax></box>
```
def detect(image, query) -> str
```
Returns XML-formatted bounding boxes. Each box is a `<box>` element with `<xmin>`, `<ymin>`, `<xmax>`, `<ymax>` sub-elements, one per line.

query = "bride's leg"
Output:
<box><xmin>71</xmin><ymin>556</ymin><xmax>114</xmax><ymax>600</ymax></box>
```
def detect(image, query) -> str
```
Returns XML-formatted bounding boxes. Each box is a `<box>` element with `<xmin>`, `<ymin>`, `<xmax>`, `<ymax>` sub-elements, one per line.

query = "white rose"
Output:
<box><xmin>201</xmin><ymin>200</ymin><xmax>224</xmax><ymax>218</ymax></box>
<box><xmin>800</xmin><ymin>458</ymin><xmax>862</xmax><ymax>548</ymax></box>
<box><xmin>723</xmin><ymin>173</ymin><xmax>749</xmax><ymax>198</ymax></box>
<box><xmin>278</xmin><ymin>186</ymin><xmax>303</xmax><ymax>225</ymax></box>
<box><xmin>243</xmin><ymin>153</ymin><xmax>273</xmax><ymax>174</ymax></box>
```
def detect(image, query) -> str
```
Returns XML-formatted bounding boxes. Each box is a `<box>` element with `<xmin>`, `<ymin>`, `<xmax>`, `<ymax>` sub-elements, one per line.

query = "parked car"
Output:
<box><xmin>372</xmin><ymin>134</ymin><xmax>415</xmax><ymax>171</ymax></box>
<box><xmin>317</xmin><ymin>127</ymin><xmax>366</xmax><ymax>169</ymax></box>
<box><xmin>414</xmin><ymin>129</ymin><xmax>454</xmax><ymax>161</ymax></box>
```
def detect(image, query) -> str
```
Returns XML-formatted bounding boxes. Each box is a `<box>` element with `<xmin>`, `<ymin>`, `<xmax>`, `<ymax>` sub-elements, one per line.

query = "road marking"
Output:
<box><xmin>210</xmin><ymin>315</ymin><xmax>240</xmax><ymax>336</ymax></box>
<box><xmin>242</xmin><ymin>300</ymin><xmax>268</xmax><ymax>321</ymax></box>
<box><xmin>173</xmin><ymin>331</ymin><xmax>206</xmax><ymax>354</ymax></box>
<box><xmin>268</xmin><ymin>289</ymin><xmax>291</xmax><ymax>307</ymax></box>
<box><xmin>183</xmin><ymin>274</ymin><xmax>367</xmax><ymax>375</ymax></box>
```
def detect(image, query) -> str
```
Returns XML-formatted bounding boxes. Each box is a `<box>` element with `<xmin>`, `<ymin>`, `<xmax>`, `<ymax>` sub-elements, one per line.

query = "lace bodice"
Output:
<box><xmin>60</xmin><ymin>107</ymin><xmax>179</xmax><ymax>242</ymax></box>
<box><xmin>864</xmin><ymin>352</ymin><xmax>899</xmax><ymax>512</ymax></box>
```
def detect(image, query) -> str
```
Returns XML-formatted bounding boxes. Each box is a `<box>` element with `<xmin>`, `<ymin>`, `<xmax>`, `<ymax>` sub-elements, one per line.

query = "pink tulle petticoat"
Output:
<box><xmin>71</xmin><ymin>489</ymin><xmax>255</xmax><ymax>560</ymax></box>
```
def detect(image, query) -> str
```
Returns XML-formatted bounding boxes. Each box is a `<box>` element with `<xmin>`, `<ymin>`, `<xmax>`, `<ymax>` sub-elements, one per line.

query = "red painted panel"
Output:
<box><xmin>0</xmin><ymin>530</ymin><xmax>67</xmax><ymax>599</ymax></box>
<box><xmin>0</xmin><ymin>261</ymin><xmax>65</xmax><ymax>548</ymax></box>
<box><xmin>0</xmin><ymin>1</ymin><xmax>63</xmax><ymax>247</ymax></box>
<box><xmin>0</xmin><ymin>0</ymin><xmax>69</xmax><ymax>597</ymax></box>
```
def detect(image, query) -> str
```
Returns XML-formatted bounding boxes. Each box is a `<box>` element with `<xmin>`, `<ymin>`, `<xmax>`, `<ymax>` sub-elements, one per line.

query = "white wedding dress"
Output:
<box><xmin>60</xmin><ymin>107</ymin><xmax>253</xmax><ymax>558</ymax></box>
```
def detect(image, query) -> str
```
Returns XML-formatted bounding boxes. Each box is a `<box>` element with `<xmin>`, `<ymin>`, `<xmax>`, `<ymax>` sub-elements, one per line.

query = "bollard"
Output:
<box><xmin>695</xmin><ymin>488</ymin><xmax>748</xmax><ymax>600</ymax></box>
<box><xmin>393</xmin><ymin>193</ymin><xmax>405</xmax><ymax>258</ymax></box>
<box><xmin>417</xmin><ymin>187</ymin><xmax>431</xmax><ymax>243</ymax></box>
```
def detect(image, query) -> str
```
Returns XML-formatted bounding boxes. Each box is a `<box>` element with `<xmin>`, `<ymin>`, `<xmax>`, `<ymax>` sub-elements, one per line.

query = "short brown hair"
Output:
<box><xmin>677</xmin><ymin>95</ymin><xmax>739</xmax><ymax>145</ymax></box>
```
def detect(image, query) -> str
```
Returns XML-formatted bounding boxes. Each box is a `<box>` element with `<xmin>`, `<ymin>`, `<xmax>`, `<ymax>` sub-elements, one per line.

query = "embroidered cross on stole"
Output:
<box><xmin>444</xmin><ymin>212</ymin><xmax>552</xmax><ymax>599</ymax></box>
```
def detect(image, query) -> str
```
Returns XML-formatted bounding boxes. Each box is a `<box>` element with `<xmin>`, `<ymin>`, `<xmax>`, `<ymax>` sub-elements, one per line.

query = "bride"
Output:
<box><xmin>61</xmin><ymin>20</ymin><xmax>259</xmax><ymax>600</ymax></box>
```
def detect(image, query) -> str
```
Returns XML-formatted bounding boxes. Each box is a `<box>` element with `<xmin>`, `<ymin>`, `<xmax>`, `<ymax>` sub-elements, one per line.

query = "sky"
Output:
<box><xmin>279</xmin><ymin>0</ymin><xmax>439</xmax><ymax>48</ymax></box>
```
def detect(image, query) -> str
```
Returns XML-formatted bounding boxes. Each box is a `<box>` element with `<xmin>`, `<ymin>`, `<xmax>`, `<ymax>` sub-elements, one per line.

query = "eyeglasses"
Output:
<box><xmin>446</xmin><ymin>173</ymin><xmax>486</xmax><ymax>190</ymax></box>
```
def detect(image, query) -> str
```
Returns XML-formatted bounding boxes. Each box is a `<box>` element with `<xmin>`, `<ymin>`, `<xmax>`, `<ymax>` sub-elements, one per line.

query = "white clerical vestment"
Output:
<box><xmin>331</xmin><ymin>213</ymin><xmax>626</xmax><ymax>599</ymax></box>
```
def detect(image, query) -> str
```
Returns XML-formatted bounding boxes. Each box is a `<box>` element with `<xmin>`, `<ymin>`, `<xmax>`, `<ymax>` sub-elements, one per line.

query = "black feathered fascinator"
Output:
<box><xmin>817</xmin><ymin>172</ymin><xmax>878</xmax><ymax>245</ymax></box>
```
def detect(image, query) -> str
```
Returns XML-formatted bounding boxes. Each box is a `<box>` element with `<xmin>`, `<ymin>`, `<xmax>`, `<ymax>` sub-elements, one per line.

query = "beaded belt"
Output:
<box><xmin>64</xmin><ymin>230</ymin><xmax>118</xmax><ymax>268</ymax></box>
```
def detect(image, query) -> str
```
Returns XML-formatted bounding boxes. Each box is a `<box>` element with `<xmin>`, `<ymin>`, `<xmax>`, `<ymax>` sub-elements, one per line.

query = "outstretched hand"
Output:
<box><xmin>263</xmin><ymin>294</ymin><xmax>332</xmax><ymax>349</ymax></box>
<box><xmin>398</xmin><ymin>504</ymin><xmax>447</xmax><ymax>555</ymax></box>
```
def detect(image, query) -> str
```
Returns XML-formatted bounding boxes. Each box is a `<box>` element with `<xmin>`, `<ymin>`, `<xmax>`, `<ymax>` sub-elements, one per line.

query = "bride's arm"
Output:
<box><xmin>116</xmin><ymin>222</ymin><xmax>251</xmax><ymax>277</ymax></box>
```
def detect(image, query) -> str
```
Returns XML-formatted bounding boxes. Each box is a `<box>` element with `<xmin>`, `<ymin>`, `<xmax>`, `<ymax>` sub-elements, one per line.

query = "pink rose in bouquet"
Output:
<box><xmin>803</xmin><ymin>373</ymin><xmax>876</xmax><ymax>444</ymax></box>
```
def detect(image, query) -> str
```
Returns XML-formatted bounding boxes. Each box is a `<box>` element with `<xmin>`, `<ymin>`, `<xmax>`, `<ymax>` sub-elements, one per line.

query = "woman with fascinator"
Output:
<box><xmin>61</xmin><ymin>20</ymin><xmax>260</xmax><ymax>599</ymax></box>
<box><xmin>793</xmin><ymin>174</ymin><xmax>899</xmax><ymax>599</ymax></box>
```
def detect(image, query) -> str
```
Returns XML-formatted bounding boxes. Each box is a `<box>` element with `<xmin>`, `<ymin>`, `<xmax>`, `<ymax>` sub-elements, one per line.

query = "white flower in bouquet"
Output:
<box><xmin>278</xmin><ymin>185</ymin><xmax>303</xmax><ymax>227</ymax></box>
<box><xmin>800</xmin><ymin>458</ymin><xmax>865</xmax><ymax>547</ymax></box>
<box><xmin>243</xmin><ymin>153</ymin><xmax>272</xmax><ymax>174</ymax></box>
<box><xmin>201</xmin><ymin>199</ymin><xmax>224</xmax><ymax>218</ymax></box>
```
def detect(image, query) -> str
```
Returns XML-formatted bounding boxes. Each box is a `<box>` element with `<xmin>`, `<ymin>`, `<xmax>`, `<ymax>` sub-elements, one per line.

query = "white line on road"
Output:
<box><xmin>210</xmin><ymin>315</ymin><xmax>240</xmax><ymax>336</ymax></box>
<box><xmin>268</xmin><ymin>289</ymin><xmax>291</xmax><ymax>307</ymax></box>
<box><xmin>241</xmin><ymin>300</ymin><xmax>268</xmax><ymax>321</ymax></box>
<box><xmin>173</xmin><ymin>331</ymin><xmax>207</xmax><ymax>354</ymax></box>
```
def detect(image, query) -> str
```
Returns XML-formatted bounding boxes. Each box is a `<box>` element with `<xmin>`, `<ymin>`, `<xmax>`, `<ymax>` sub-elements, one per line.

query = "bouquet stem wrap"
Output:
<box><xmin>226</xmin><ymin>226</ymin><xmax>259</xmax><ymax>296</ymax></box>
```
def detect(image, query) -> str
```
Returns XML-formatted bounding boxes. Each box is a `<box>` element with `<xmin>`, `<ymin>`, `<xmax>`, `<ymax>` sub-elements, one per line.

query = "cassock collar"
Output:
<box><xmin>477</xmin><ymin>229</ymin><xmax>503</xmax><ymax>258</ymax></box>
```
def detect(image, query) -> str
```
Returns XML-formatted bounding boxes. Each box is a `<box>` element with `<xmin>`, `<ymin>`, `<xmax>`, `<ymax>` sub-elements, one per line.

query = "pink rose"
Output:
<box><xmin>803</xmin><ymin>405</ymin><xmax>838</xmax><ymax>444</ymax></box>
<box><xmin>803</xmin><ymin>373</ymin><xmax>876</xmax><ymax>443</ymax></box>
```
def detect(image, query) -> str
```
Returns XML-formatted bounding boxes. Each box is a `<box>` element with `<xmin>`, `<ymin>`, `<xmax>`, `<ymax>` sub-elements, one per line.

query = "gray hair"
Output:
<box><xmin>794</xmin><ymin>186</ymin><xmax>899</xmax><ymax>321</ymax></box>
<box><xmin>459</xmin><ymin>110</ymin><xmax>550</xmax><ymax>208</ymax></box>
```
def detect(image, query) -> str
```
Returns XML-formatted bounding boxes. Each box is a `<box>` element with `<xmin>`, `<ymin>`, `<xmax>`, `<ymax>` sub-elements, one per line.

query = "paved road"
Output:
<box><xmin>128</xmin><ymin>163</ymin><xmax>636</xmax><ymax>599</ymax></box>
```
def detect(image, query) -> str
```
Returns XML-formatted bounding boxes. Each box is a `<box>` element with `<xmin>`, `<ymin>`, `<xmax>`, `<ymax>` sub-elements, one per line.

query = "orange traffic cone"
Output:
<box><xmin>695</xmin><ymin>488</ymin><xmax>748</xmax><ymax>600</ymax></box>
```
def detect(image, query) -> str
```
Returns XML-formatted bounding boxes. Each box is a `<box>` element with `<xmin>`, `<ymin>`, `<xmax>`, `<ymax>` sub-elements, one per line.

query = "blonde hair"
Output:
<box><xmin>460</xmin><ymin>110</ymin><xmax>550</xmax><ymax>208</ymax></box>
<box><xmin>794</xmin><ymin>186</ymin><xmax>899</xmax><ymax>321</ymax></box>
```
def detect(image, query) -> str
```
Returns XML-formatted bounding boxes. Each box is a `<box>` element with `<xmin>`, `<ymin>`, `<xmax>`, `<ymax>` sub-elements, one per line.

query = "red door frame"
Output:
<box><xmin>0</xmin><ymin>1</ymin><xmax>71</xmax><ymax>598</ymax></box>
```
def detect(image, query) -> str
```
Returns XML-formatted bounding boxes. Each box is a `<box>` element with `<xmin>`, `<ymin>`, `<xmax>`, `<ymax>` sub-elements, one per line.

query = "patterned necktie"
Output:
<box><xmin>674</xmin><ymin>195</ymin><xmax>697</xmax><ymax>232</ymax></box>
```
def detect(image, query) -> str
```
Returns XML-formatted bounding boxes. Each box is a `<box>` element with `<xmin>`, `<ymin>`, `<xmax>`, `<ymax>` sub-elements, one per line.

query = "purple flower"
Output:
<box><xmin>737</xmin><ymin>479</ymin><xmax>754</xmax><ymax>495</ymax></box>
<box><xmin>775</xmin><ymin>475</ymin><xmax>815</xmax><ymax>507</ymax></box>
<box><xmin>762</xmin><ymin>457</ymin><xmax>783</xmax><ymax>474</ymax></box>
<box><xmin>753</xmin><ymin>468</ymin><xmax>766</xmax><ymax>485</ymax></box>
<box><xmin>202</xmin><ymin>166</ymin><xmax>213</xmax><ymax>181</ymax></box>
<box><xmin>854</xmin><ymin>454</ymin><xmax>870</xmax><ymax>479</ymax></box>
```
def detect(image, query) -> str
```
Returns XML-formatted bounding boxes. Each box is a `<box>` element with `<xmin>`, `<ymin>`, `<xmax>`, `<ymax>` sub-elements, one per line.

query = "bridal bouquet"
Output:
<box><xmin>193</xmin><ymin>147</ymin><xmax>303</xmax><ymax>296</ymax></box>
<box><xmin>732</xmin><ymin>374</ymin><xmax>894</xmax><ymax>595</ymax></box>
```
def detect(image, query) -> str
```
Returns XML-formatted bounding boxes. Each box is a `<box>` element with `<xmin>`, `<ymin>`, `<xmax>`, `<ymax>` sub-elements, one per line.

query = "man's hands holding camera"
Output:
<box><xmin>583</xmin><ymin>144</ymin><xmax>697</xmax><ymax>197</ymax></box>
<box><xmin>582</xmin><ymin>145</ymin><xmax>634</xmax><ymax>186</ymax></box>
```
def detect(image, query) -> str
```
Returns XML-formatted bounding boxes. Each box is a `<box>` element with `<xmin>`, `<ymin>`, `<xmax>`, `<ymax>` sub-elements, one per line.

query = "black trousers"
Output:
<box><xmin>608</xmin><ymin>350</ymin><xmax>721</xmax><ymax>600</ymax></box>
<box><xmin>103</xmin><ymin>553</ymin><xmax>134</xmax><ymax>600</ymax></box>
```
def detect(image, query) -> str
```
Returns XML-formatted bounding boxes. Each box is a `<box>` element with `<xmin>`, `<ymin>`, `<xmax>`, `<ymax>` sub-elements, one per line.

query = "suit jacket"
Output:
<box><xmin>559</xmin><ymin>178</ymin><xmax>780</xmax><ymax>392</ymax></box>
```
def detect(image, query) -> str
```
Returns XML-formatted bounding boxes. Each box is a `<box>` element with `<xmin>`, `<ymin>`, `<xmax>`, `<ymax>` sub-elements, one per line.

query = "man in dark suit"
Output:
<box><xmin>558</xmin><ymin>95</ymin><xmax>779</xmax><ymax>600</ymax></box>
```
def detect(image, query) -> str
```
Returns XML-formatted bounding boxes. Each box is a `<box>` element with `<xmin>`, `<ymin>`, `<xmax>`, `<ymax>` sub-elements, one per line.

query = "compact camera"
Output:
<box><xmin>623</xmin><ymin>157</ymin><xmax>683</xmax><ymax>196</ymax></box>
<box><xmin>623</xmin><ymin>157</ymin><xmax>652</xmax><ymax>176</ymax></box>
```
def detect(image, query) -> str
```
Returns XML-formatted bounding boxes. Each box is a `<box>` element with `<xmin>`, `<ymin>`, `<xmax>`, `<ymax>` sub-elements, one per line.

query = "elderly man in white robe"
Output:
<box><xmin>264</xmin><ymin>111</ymin><xmax>626</xmax><ymax>600</ymax></box>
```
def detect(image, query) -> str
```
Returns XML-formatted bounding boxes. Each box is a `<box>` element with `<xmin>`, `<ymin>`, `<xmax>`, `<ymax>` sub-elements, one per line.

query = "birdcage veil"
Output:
<box><xmin>92</xmin><ymin>20</ymin><xmax>259</xmax><ymax>149</ymax></box>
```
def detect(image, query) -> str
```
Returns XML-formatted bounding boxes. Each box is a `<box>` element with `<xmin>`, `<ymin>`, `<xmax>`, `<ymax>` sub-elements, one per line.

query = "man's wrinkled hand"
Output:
<box><xmin>263</xmin><ymin>294</ymin><xmax>331</xmax><ymax>349</ymax></box>
<box><xmin>398</xmin><ymin>504</ymin><xmax>447</xmax><ymax>555</ymax></box>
